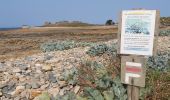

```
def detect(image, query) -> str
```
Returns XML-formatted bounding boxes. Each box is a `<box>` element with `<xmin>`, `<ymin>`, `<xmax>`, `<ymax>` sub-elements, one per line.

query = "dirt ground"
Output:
<box><xmin>0</xmin><ymin>26</ymin><xmax>118</xmax><ymax>60</ymax></box>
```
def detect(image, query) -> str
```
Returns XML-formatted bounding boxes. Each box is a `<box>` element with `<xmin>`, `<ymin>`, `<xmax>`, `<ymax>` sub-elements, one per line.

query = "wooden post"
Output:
<box><xmin>118</xmin><ymin>9</ymin><xmax>159</xmax><ymax>100</ymax></box>
<box><xmin>128</xmin><ymin>85</ymin><xmax>140</xmax><ymax>100</ymax></box>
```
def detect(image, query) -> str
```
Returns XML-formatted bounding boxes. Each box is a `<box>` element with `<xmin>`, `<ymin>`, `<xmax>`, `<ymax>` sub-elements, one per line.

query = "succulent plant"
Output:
<box><xmin>147</xmin><ymin>51</ymin><xmax>170</xmax><ymax>72</ymax></box>
<box><xmin>86</xmin><ymin>43</ymin><xmax>117</xmax><ymax>57</ymax></box>
<box><xmin>159</xmin><ymin>30</ymin><xmax>170</xmax><ymax>36</ymax></box>
<box><xmin>40</xmin><ymin>40</ymin><xmax>95</xmax><ymax>52</ymax></box>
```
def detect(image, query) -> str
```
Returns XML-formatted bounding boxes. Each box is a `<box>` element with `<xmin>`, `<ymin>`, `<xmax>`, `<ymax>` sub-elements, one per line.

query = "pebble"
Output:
<box><xmin>0</xmin><ymin>91</ymin><xmax>2</xmax><ymax>97</ymax></box>
<box><xmin>48</xmin><ymin>87</ymin><xmax>60</xmax><ymax>97</ymax></box>
<box><xmin>44</xmin><ymin>54</ymin><xmax>53</xmax><ymax>60</ymax></box>
<box><xmin>30</xmin><ymin>90</ymin><xmax>42</xmax><ymax>99</ymax></box>
<box><xmin>48</xmin><ymin>73</ymin><xmax>57</xmax><ymax>83</ymax></box>
<box><xmin>42</xmin><ymin>64</ymin><xmax>52</xmax><ymax>71</ymax></box>
<box><xmin>25</xmin><ymin>84</ymin><xmax>32</xmax><ymax>89</ymax></box>
<box><xmin>33</xmin><ymin>92</ymin><xmax>50</xmax><ymax>100</ymax></box>
<box><xmin>74</xmin><ymin>85</ymin><xmax>80</xmax><ymax>94</ymax></box>
<box><xmin>0</xmin><ymin>84</ymin><xmax>7</xmax><ymax>89</ymax></box>
<box><xmin>2</xmin><ymin>83</ymin><xmax>16</xmax><ymax>94</ymax></box>
<box><xmin>13</xmin><ymin>68</ymin><xmax>22</xmax><ymax>73</ymax></box>
<box><xmin>3</xmin><ymin>93</ymin><xmax>11</xmax><ymax>99</ymax></box>
<box><xmin>19</xmin><ymin>64</ymin><xmax>30</xmax><ymax>70</ymax></box>
<box><xmin>31</xmin><ymin>82</ymin><xmax>40</xmax><ymax>89</ymax></box>
<box><xmin>11</xmin><ymin>85</ymin><xmax>25</xmax><ymax>96</ymax></box>
<box><xmin>35</xmin><ymin>63</ymin><xmax>42</xmax><ymax>67</ymax></box>
<box><xmin>40</xmin><ymin>84</ymin><xmax>49</xmax><ymax>90</ymax></box>
<box><xmin>58</xmin><ymin>81</ymin><xmax>67</xmax><ymax>88</ymax></box>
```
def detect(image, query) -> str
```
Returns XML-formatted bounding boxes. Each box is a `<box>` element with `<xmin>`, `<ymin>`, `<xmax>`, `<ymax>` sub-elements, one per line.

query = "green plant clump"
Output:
<box><xmin>55</xmin><ymin>91</ymin><xmax>77</xmax><ymax>100</ymax></box>
<box><xmin>61</xmin><ymin>67</ymin><xmax>78</xmax><ymax>85</ymax></box>
<box><xmin>86</xmin><ymin>43</ymin><xmax>117</xmax><ymax>57</ymax></box>
<box><xmin>159</xmin><ymin>30</ymin><xmax>170</xmax><ymax>36</ymax></box>
<box><xmin>75</xmin><ymin>61</ymin><xmax>127</xmax><ymax>100</ymax></box>
<box><xmin>40</xmin><ymin>40</ymin><xmax>94</xmax><ymax>52</ymax></box>
<box><xmin>147</xmin><ymin>51</ymin><xmax>170</xmax><ymax>72</ymax></box>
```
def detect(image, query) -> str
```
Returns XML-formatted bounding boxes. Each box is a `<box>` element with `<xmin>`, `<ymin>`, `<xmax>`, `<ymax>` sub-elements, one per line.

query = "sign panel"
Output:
<box><xmin>121</xmin><ymin>56</ymin><xmax>146</xmax><ymax>87</ymax></box>
<box><xmin>120</xmin><ymin>10</ymin><xmax>157</xmax><ymax>56</ymax></box>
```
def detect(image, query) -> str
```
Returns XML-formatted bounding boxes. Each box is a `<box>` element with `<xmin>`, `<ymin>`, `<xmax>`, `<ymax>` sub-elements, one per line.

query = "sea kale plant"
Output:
<box><xmin>147</xmin><ymin>51</ymin><xmax>170</xmax><ymax>72</ymax></box>
<box><xmin>159</xmin><ymin>30</ymin><xmax>170</xmax><ymax>36</ymax></box>
<box><xmin>40</xmin><ymin>40</ymin><xmax>94</xmax><ymax>52</ymax></box>
<box><xmin>60</xmin><ymin>60</ymin><xmax>127</xmax><ymax>100</ymax></box>
<box><xmin>80</xmin><ymin>61</ymin><xmax>127</xmax><ymax>100</ymax></box>
<box><xmin>86</xmin><ymin>43</ymin><xmax>117</xmax><ymax>57</ymax></box>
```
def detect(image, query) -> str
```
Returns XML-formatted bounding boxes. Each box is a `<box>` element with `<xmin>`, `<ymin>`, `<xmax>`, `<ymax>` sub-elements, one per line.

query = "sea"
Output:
<box><xmin>0</xmin><ymin>27</ymin><xmax>21</xmax><ymax>31</ymax></box>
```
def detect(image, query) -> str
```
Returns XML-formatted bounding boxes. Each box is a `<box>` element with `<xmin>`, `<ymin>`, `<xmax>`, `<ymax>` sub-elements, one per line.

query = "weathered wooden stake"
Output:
<box><xmin>128</xmin><ymin>85</ymin><xmax>140</xmax><ymax>100</ymax></box>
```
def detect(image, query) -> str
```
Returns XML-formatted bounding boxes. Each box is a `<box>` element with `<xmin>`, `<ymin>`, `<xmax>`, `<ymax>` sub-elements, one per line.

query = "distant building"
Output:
<box><xmin>44</xmin><ymin>21</ymin><xmax>52</xmax><ymax>26</ymax></box>
<box><xmin>22</xmin><ymin>25</ymin><xmax>30</xmax><ymax>29</ymax></box>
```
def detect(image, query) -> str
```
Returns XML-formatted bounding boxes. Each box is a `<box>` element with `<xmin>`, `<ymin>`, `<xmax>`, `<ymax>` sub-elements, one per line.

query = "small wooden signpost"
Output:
<box><xmin>118</xmin><ymin>9</ymin><xmax>160</xmax><ymax>100</ymax></box>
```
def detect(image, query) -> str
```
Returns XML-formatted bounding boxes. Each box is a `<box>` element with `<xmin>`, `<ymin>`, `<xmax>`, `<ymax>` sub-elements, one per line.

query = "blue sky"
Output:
<box><xmin>0</xmin><ymin>0</ymin><xmax>169</xmax><ymax>27</ymax></box>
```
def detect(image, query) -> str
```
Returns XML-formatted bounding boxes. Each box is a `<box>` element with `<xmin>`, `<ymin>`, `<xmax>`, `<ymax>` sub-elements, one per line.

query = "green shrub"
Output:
<box><xmin>159</xmin><ymin>30</ymin><xmax>170</xmax><ymax>36</ymax></box>
<box><xmin>40</xmin><ymin>40</ymin><xmax>94</xmax><ymax>52</ymax></box>
<box><xmin>55</xmin><ymin>91</ymin><xmax>77</xmax><ymax>100</ymax></box>
<box><xmin>147</xmin><ymin>51</ymin><xmax>170</xmax><ymax>72</ymax></box>
<box><xmin>86</xmin><ymin>44</ymin><xmax>108</xmax><ymax>56</ymax></box>
<box><xmin>86</xmin><ymin>43</ymin><xmax>117</xmax><ymax>57</ymax></box>
<box><xmin>61</xmin><ymin>67</ymin><xmax>78</xmax><ymax>85</ymax></box>
<box><xmin>140</xmin><ymin>69</ymin><xmax>170</xmax><ymax>99</ymax></box>
<box><xmin>76</xmin><ymin>61</ymin><xmax>127</xmax><ymax>100</ymax></box>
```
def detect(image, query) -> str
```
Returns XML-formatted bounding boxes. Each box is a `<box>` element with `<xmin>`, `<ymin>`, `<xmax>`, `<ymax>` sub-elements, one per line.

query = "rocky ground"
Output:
<box><xmin>0</xmin><ymin>36</ymin><xmax>169</xmax><ymax>100</ymax></box>
<box><xmin>0</xmin><ymin>24</ymin><xmax>170</xmax><ymax>100</ymax></box>
<box><xmin>0</xmin><ymin>39</ymin><xmax>119</xmax><ymax>100</ymax></box>
<box><xmin>0</xmin><ymin>48</ymin><xmax>86</xmax><ymax>100</ymax></box>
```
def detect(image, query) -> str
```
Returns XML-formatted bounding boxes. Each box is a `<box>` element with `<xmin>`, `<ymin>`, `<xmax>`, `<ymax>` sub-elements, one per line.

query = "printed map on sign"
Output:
<box><xmin>125</xmin><ymin>18</ymin><xmax>150</xmax><ymax>35</ymax></box>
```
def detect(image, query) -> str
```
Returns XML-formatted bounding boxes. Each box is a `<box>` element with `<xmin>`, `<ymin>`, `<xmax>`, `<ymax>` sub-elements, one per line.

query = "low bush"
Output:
<box><xmin>159</xmin><ymin>30</ymin><xmax>170</xmax><ymax>36</ymax></box>
<box><xmin>140</xmin><ymin>69</ymin><xmax>170</xmax><ymax>99</ymax></box>
<box><xmin>59</xmin><ymin>60</ymin><xmax>127</xmax><ymax>100</ymax></box>
<box><xmin>147</xmin><ymin>51</ymin><xmax>170</xmax><ymax>72</ymax></box>
<box><xmin>40</xmin><ymin>40</ymin><xmax>94</xmax><ymax>52</ymax></box>
<box><xmin>86</xmin><ymin>43</ymin><xmax>117</xmax><ymax>57</ymax></box>
<box><xmin>41</xmin><ymin>41</ymin><xmax>170</xmax><ymax>99</ymax></box>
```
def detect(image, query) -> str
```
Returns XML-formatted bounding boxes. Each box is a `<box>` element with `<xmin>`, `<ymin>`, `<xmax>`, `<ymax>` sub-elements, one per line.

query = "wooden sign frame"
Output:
<box><xmin>118</xmin><ymin>9</ymin><xmax>160</xmax><ymax>100</ymax></box>
<box><xmin>121</xmin><ymin>56</ymin><xmax>146</xmax><ymax>87</ymax></box>
<box><xmin>117</xmin><ymin>10</ymin><xmax>160</xmax><ymax>56</ymax></box>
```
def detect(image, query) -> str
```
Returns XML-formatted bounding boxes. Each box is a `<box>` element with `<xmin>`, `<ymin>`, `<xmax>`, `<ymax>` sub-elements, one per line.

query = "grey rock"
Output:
<box><xmin>40</xmin><ymin>84</ymin><xmax>49</xmax><ymax>90</ymax></box>
<box><xmin>0</xmin><ymin>84</ymin><xmax>7</xmax><ymax>89</ymax></box>
<box><xmin>2</xmin><ymin>82</ymin><xmax>16</xmax><ymax>94</ymax></box>
<box><xmin>19</xmin><ymin>64</ymin><xmax>30</xmax><ymax>70</ymax></box>
<box><xmin>0</xmin><ymin>91</ymin><xmax>2</xmax><ymax>97</ymax></box>
<box><xmin>74</xmin><ymin>85</ymin><xmax>80</xmax><ymax>94</ymax></box>
<box><xmin>44</xmin><ymin>54</ymin><xmax>53</xmax><ymax>60</ymax></box>
<box><xmin>58</xmin><ymin>76</ymin><xmax>65</xmax><ymax>81</ymax></box>
<box><xmin>42</xmin><ymin>64</ymin><xmax>52</xmax><ymax>72</ymax></box>
<box><xmin>25</xmin><ymin>84</ymin><xmax>32</xmax><ymax>89</ymax></box>
<box><xmin>13</xmin><ymin>68</ymin><xmax>22</xmax><ymax>73</ymax></box>
<box><xmin>0</xmin><ymin>63</ymin><xmax>6</xmax><ymax>72</ymax></box>
<box><xmin>25</xmin><ymin>56</ymin><xmax>37</xmax><ymax>62</ymax></box>
<box><xmin>31</xmin><ymin>82</ymin><xmax>40</xmax><ymax>89</ymax></box>
<box><xmin>48</xmin><ymin>73</ymin><xmax>57</xmax><ymax>83</ymax></box>
<box><xmin>20</xmin><ymin>91</ymin><xmax>29</xmax><ymax>99</ymax></box>
<box><xmin>3</xmin><ymin>93</ymin><xmax>11</xmax><ymax>99</ymax></box>
<box><xmin>50</xmin><ymin>96</ymin><xmax>56</xmax><ymax>100</ymax></box>
<box><xmin>0</xmin><ymin>62</ymin><xmax>5</xmax><ymax>67</ymax></box>
<box><xmin>58</xmin><ymin>81</ymin><xmax>67</xmax><ymax>88</ymax></box>
<box><xmin>59</xmin><ymin>88</ymin><xmax>66</xmax><ymax>96</ymax></box>
<box><xmin>13</xmin><ymin>96</ymin><xmax>20</xmax><ymax>100</ymax></box>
